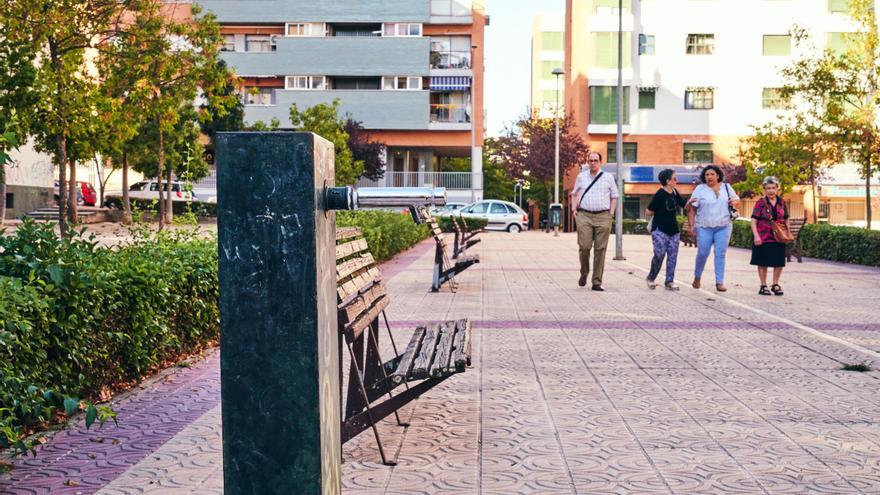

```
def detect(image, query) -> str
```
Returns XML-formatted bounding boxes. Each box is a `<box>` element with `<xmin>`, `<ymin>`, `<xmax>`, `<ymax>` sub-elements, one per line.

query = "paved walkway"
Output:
<box><xmin>2</xmin><ymin>232</ymin><xmax>879</xmax><ymax>494</ymax></box>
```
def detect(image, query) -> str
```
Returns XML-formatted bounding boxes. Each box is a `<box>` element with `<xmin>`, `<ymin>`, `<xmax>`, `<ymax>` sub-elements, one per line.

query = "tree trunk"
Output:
<box><xmin>157</xmin><ymin>120</ymin><xmax>165</xmax><ymax>230</ymax></box>
<box><xmin>866</xmin><ymin>172</ymin><xmax>872</xmax><ymax>230</ymax></box>
<box><xmin>0</xmin><ymin>163</ymin><xmax>6</xmax><ymax>226</ymax></box>
<box><xmin>67</xmin><ymin>158</ymin><xmax>78</xmax><ymax>224</ymax></box>
<box><xmin>122</xmin><ymin>152</ymin><xmax>132</xmax><ymax>224</ymax></box>
<box><xmin>164</xmin><ymin>168</ymin><xmax>173</xmax><ymax>225</ymax></box>
<box><xmin>56</xmin><ymin>134</ymin><xmax>69</xmax><ymax>238</ymax></box>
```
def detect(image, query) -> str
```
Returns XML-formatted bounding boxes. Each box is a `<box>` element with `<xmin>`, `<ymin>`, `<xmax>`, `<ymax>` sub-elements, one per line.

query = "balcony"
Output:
<box><xmin>243</xmin><ymin>89</ymin><xmax>430</xmax><ymax>130</ymax></box>
<box><xmin>221</xmin><ymin>36</ymin><xmax>430</xmax><ymax>77</ymax></box>
<box><xmin>429</xmin><ymin>103</ymin><xmax>471</xmax><ymax>131</ymax></box>
<box><xmin>357</xmin><ymin>171</ymin><xmax>480</xmax><ymax>190</ymax></box>
<box><xmin>200</xmin><ymin>0</ymin><xmax>429</xmax><ymax>24</ymax></box>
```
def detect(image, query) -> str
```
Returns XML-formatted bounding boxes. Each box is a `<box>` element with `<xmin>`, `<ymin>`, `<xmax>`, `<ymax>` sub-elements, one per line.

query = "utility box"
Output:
<box><xmin>549</xmin><ymin>203</ymin><xmax>563</xmax><ymax>228</ymax></box>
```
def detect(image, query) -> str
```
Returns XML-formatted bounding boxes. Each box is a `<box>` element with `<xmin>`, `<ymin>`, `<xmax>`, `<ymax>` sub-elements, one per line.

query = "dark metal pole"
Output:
<box><xmin>613</xmin><ymin>0</ymin><xmax>626</xmax><ymax>260</ymax></box>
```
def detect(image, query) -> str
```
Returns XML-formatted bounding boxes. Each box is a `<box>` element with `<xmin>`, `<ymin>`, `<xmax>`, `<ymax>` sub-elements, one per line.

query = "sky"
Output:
<box><xmin>484</xmin><ymin>0</ymin><xmax>564</xmax><ymax>136</ymax></box>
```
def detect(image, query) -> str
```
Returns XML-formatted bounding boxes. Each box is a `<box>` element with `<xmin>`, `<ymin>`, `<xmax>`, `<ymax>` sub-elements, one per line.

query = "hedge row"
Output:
<box><xmin>337</xmin><ymin>210</ymin><xmax>430</xmax><ymax>262</ymax></box>
<box><xmin>0</xmin><ymin>222</ymin><xmax>220</xmax><ymax>453</ymax></box>
<box><xmin>435</xmin><ymin>215</ymin><xmax>490</xmax><ymax>233</ymax></box>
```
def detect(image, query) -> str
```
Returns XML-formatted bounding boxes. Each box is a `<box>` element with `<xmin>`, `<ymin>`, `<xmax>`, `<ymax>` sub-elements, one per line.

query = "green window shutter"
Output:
<box><xmin>829</xmin><ymin>0</ymin><xmax>849</xmax><ymax>12</ymax></box>
<box><xmin>592</xmin><ymin>33</ymin><xmax>631</xmax><ymax>69</ymax></box>
<box><xmin>590</xmin><ymin>86</ymin><xmax>629</xmax><ymax>125</ymax></box>
<box><xmin>542</xmin><ymin>32</ymin><xmax>564</xmax><ymax>51</ymax></box>
<box><xmin>607</xmin><ymin>142</ymin><xmax>637</xmax><ymax>163</ymax></box>
<box><xmin>541</xmin><ymin>61</ymin><xmax>561</xmax><ymax>79</ymax></box>
<box><xmin>762</xmin><ymin>88</ymin><xmax>788</xmax><ymax>109</ymax></box>
<box><xmin>595</xmin><ymin>0</ymin><xmax>631</xmax><ymax>12</ymax></box>
<box><xmin>763</xmin><ymin>35</ymin><xmax>791</xmax><ymax>56</ymax></box>
<box><xmin>638</xmin><ymin>89</ymin><xmax>655</xmax><ymax>109</ymax></box>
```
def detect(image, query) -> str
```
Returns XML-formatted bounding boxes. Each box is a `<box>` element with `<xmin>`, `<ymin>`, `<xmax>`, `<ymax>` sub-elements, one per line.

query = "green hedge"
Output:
<box><xmin>0</xmin><ymin>221</ymin><xmax>219</xmax><ymax>453</ymax></box>
<box><xmin>104</xmin><ymin>197</ymin><xmax>218</xmax><ymax>217</ymax></box>
<box><xmin>728</xmin><ymin>221</ymin><xmax>880</xmax><ymax>267</ymax></box>
<box><xmin>436</xmin><ymin>215</ymin><xmax>490</xmax><ymax>233</ymax></box>
<box><xmin>337</xmin><ymin>210</ymin><xmax>430</xmax><ymax>261</ymax></box>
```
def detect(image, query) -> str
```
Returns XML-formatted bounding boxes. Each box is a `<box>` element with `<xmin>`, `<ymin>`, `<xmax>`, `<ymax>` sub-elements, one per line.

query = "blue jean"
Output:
<box><xmin>694</xmin><ymin>225</ymin><xmax>732</xmax><ymax>284</ymax></box>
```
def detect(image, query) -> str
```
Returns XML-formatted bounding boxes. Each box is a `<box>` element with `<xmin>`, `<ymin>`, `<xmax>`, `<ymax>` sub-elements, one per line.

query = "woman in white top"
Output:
<box><xmin>686</xmin><ymin>165</ymin><xmax>740</xmax><ymax>292</ymax></box>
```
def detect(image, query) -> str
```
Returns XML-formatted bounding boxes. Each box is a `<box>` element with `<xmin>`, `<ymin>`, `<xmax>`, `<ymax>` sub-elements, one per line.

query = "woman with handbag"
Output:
<box><xmin>750</xmin><ymin>176</ymin><xmax>791</xmax><ymax>295</ymax></box>
<box><xmin>686</xmin><ymin>165</ymin><xmax>741</xmax><ymax>292</ymax></box>
<box><xmin>645</xmin><ymin>169</ymin><xmax>687</xmax><ymax>290</ymax></box>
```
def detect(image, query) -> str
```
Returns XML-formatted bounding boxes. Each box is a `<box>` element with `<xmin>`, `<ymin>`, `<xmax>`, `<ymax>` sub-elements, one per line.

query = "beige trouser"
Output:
<box><xmin>576</xmin><ymin>210</ymin><xmax>612</xmax><ymax>286</ymax></box>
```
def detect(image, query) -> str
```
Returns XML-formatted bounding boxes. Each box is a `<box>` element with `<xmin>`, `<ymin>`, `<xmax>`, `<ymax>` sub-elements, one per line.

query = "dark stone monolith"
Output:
<box><xmin>216</xmin><ymin>132</ymin><xmax>341</xmax><ymax>495</ymax></box>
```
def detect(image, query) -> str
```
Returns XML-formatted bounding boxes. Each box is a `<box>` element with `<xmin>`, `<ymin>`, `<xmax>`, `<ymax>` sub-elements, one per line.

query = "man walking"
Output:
<box><xmin>570</xmin><ymin>151</ymin><xmax>618</xmax><ymax>291</ymax></box>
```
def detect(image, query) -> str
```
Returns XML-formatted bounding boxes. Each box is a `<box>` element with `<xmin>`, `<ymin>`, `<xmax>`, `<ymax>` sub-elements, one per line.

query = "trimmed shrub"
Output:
<box><xmin>104</xmin><ymin>197</ymin><xmax>218</xmax><ymax>217</ymax></box>
<box><xmin>798</xmin><ymin>223</ymin><xmax>880</xmax><ymax>267</ymax></box>
<box><xmin>0</xmin><ymin>221</ymin><xmax>219</xmax><ymax>453</ymax></box>
<box><xmin>436</xmin><ymin>215</ymin><xmax>490</xmax><ymax>233</ymax></box>
<box><xmin>336</xmin><ymin>210</ymin><xmax>430</xmax><ymax>262</ymax></box>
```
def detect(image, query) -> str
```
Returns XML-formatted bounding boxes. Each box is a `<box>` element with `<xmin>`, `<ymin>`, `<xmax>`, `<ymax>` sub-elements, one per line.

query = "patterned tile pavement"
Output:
<box><xmin>2</xmin><ymin>231</ymin><xmax>879</xmax><ymax>494</ymax></box>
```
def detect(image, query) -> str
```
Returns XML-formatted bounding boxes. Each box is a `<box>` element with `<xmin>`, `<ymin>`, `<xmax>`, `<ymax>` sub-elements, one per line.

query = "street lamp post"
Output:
<box><xmin>613</xmin><ymin>0</ymin><xmax>626</xmax><ymax>260</ymax></box>
<box><xmin>552</xmin><ymin>67</ymin><xmax>565</xmax><ymax>237</ymax></box>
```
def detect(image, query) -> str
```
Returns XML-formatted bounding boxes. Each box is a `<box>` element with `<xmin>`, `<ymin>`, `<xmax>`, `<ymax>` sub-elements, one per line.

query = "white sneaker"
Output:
<box><xmin>665</xmin><ymin>283</ymin><xmax>680</xmax><ymax>291</ymax></box>
<box><xmin>646</xmin><ymin>278</ymin><xmax>657</xmax><ymax>290</ymax></box>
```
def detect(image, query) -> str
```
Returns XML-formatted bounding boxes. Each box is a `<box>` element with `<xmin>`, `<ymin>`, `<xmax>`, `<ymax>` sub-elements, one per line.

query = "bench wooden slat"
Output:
<box><xmin>337</xmin><ymin>253</ymin><xmax>376</xmax><ymax>282</ymax></box>
<box><xmin>336</xmin><ymin>227</ymin><xmax>362</xmax><ymax>241</ymax></box>
<box><xmin>337</xmin><ymin>267</ymin><xmax>381</xmax><ymax>301</ymax></box>
<box><xmin>347</xmin><ymin>295</ymin><xmax>390</xmax><ymax>339</ymax></box>
<box><xmin>452</xmin><ymin>319</ymin><xmax>472</xmax><ymax>371</ymax></box>
<box><xmin>411</xmin><ymin>324</ymin><xmax>441</xmax><ymax>379</ymax></box>
<box><xmin>430</xmin><ymin>320</ymin><xmax>457</xmax><ymax>377</ymax></box>
<box><xmin>336</xmin><ymin>238</ymin><xmax>369</xmax><ymax>261</ymax></box>
<box><xmin>391</xmin><ymin>327</ymin><xmax>425</xmax><ymax>384</ymax></box>
<box><xmin>339</xmin><ymin>282</ymin><xmax>386</xmax><ymax>324</ymax></box>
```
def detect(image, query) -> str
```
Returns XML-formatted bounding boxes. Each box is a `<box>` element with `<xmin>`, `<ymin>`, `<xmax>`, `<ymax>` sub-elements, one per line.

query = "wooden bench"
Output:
<box><xmin>420</xmin><ymin>208</ymin><xmax>480</xmax><ymax>292</ymax></box>
<box><xmin>336</xmin><ymin>227</ymin><xmax>473</xmax><ymax>465</ymax></box>
<box><xmin>786</xmin><ymin>218</ymin><xmax>807</xmax><ymax>263</ymax></box>
<box><xmin>680</xmin><ymin>220</ymin><xmax>696</xmax><ymax>247</ymax></box>
<box><xmin>450</xmin><ymin>214</ymin><xmax>481</xmax><ymax>259</ymax></box>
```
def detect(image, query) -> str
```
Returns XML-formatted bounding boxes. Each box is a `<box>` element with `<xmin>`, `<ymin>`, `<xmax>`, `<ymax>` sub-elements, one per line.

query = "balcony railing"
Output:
<box><xmin>356</xmin><ymin>171</ymin><xmax>479</xmax><ymax>190</ymax></box>
<box><xmin>430</xmin><ymin>103</ymin><xmax>470</xmax><ymax>123</ymax></box>
<box><xmin>430</xmin><ymin>50</ymin><xmax>471</xmax><ymax>69</ymax></box>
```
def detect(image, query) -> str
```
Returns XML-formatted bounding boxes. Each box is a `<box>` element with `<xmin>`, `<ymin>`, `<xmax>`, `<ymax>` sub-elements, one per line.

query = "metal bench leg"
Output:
<box><xmin>344</xmin><ymin>339</ymin><xmax>394</xmax><ymax>466</ymax></box>
<box><xmin>368</xmin><ymin>320</ymin><xmax>409</xmax><ymax>427</ymax></box>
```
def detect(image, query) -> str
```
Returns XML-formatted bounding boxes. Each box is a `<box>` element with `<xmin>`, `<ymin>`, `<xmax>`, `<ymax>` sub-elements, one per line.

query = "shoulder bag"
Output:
<box><xmin>577</xmin><ymin>171</ymin><xmax>604</xmax><ymax>209</ymax></box>
<box><xmin>763</xmin><ymin>198</ymin><xmax>794</xmax><ymax>244</ymax></box>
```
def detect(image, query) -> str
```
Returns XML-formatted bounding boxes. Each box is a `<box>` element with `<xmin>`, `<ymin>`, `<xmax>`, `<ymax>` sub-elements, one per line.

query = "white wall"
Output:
<box><xmin>6</xmin><ymin>142</ymin><xmax>53</xmax><ymax>188</ymax></box>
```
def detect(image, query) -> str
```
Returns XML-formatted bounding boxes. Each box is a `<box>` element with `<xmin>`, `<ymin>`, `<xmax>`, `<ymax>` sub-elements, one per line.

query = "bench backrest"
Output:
<box><xmin>336</xmin><ymin>228</ymin><xmax>389</xmax><ymax>341</ymax></box>
<box><xmin>450</xmin><ymin>215</ymin><xmax>464</xmax><ymax>235</ymax></box>
<box><xmin>420</xmin><ymin>208</ymin><xmax>448</xmax><ymax>250</ymax></box>
<box><xmin>789</xmin><ymin>218</ymin><xmax>806</xmax><ymax>237</ymax></box>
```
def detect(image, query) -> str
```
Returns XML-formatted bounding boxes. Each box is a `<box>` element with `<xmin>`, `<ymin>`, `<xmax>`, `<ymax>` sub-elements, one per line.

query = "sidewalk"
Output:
<box><xmin>2</xmin><ymin>232</ymin><xmax>879</xmax><ymax>494</ymax></box>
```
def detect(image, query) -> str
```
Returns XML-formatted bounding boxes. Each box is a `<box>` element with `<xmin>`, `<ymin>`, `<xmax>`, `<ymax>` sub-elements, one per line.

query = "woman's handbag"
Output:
<box><xmin>764</xmin><ymin>199</ymin><xmax>794</xmax><ymax>244</ymax></box>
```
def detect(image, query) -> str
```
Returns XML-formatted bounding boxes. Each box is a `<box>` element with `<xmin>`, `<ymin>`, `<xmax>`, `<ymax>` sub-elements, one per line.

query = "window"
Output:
<box><xmin>829</xmin><ymin>0</ymin><xmax>850</xmax><ymax>12</ymax></box>
<box><xmin>245</xmin><ymin>87</ymin><xmax>275</xmax><ymax>106</ymax></box>
<box><xmin>430</xmin><ymin>0</ymin><xmax>472</xmax><ymax>16</ymax></box>
<box><xmin>826</xmin><ymin>32</ymin><xmax>852</xmax><ymax>55</ymax></box>
<box><xmin>490</xmin><ymin>203</ymin><xmax>507</xmax><ymax>214</ymax></box>
<box><xmin>638</xmin><ymin>88</ymin><xmax>656</xmax><ymax>109</ymax></box>
<box><xmin>430</xmin><ymin>36</ymin><xmax>472</xmax><ymax>69</ymax></box>
<box><xmin>5</xmin><ymin>193</ymin><xmax>12</xmax><ymax>209</ymax></box>
<box><xmin>686</xmin><ymin>34</ymin><xmax>714</xmax><ymax>55</ymax></box>
<box><xmin>285</xmin><ymin>76</ymin><xmax>326</xmax><ymax>90</ymax></box>
<box><xmin>684</xmin><ymin>143</ymin><xmax>713</xmax><ymax>164</ymax></box>
<box><xmin>383</xmin><ymin>23</ymin><xmax>422</xmax><ymax>37</ymax></box>
<box><xmin>762</xmin><ymin>88</ymin><xmax>789</xmax><ymax>109</ymax></box>
<box><xmin>639</xmin><ymin>34</ymin><xmax>655</xmax><ymax>55</ymax></box>
<box><xmin>589</xmin><ymin>86</ymin><xmax>630</xmax><ymax>125</ymax></box>
<box><xmin>130</xmin><ymin>181</ymin><xmax>148</xmax><ymax>192</ymax></box>
<box><xmin>382</xmin><ymin>76</ymin><xmax>422</xmax><ymax>90</ymax></box>
<box><xmin>542</xmin><ymin>32</ymin><xmax>564</xmax><ymax>52</ymax></box>
<box><xmin>466</xmin><ymin>201</ymin><xmax>489</xmax><ymax>213</ymax></box>
<box><xmin>286</xmin><ymin>23</ymin><xmax>325</xmax><ymax>37</ymax></box>
<box><xmin>332</xmin><ymin>77</ymin><xmax>381</xmax><ymax>90</ymax></box>
<box><xmin>245</xmin><ymin>35</ymin><xmax>274</xmax><ymax>52</ymax></box>
<box><xmin>606</xmin><ymin>142</ymin><xmax>638</xmax><ymax>163</ymax></box>
<box><xmin>763</xmin><ymin>35</ymin><xmax>791</xmax><ymax>56</ymax></box>
<box><xmin>685</xmin><ymin>89</ymin><xmax>714</xmax><ymax>109</ymax></box>
<box><xmin>595</xmin><ymin>0</ymin><xmax>632</xmax><ymax>13</ymax></box>
<box><xmin>221</xmin><ymin>34</ymin><xmax>235</xmax><ymax>52</ymax></box>
<box><xmin>592</xmin><ymin>32</ymin><xmax>632</xmax><ymax>68</ymax></box>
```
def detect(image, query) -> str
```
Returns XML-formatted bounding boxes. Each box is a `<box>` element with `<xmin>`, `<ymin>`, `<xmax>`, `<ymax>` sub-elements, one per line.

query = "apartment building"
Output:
<box><xmin>563</xmin><ymin>0</ymin><xmax>879</xmax><ymax>225</ymax></box>
<box><xmin>531</xmin><ymin>14</ymin><xmax>565</xmax><ymax>119</ymax></box>
<box><xmin>196</xmin><ymin>0</ymin><xmax>487</xmax><ymax>203</ymax></box>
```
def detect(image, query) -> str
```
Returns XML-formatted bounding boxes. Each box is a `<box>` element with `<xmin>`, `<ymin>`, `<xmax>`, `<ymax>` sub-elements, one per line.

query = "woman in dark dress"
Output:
<box><xmin>750</xmin><ymin>176</ymin><xmax>789</xmax><ymax>295</ymax></box>
<box><xmin>645</xmin><ymin>169</ymin><xmax>687</xmax><ymax>290</ymax></box>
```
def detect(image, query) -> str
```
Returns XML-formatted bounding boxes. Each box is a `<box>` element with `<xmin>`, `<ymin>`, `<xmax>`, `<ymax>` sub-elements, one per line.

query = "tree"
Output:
<box><xmin>482</xmin><ymin>138</ymin><xmax>517</xmax><ymax>203</ymax></box>
<box><xmin>289</xmin><ymin>99</ymin><xmax>363</xmax><ymax>185</ymax></box>
<box><xmin>344</xmin><ymin>119</ymin><xmax>385</xmax><ymax>181</ymax></box>
<box><xmin>0</xmin><ymin>34</ymin><xmax>37</xmax><ymax>225</ymax></box>
<box><xmin>1</xmin><ymin>0</ymin><xmax>131</xmax><ymax>235</ymax></box>
<box><xmin>782</xmin><ymin>0</ymin><xmax>879</xmax><ymax>227</ymax></box>
<box><xmin>199</xmin><ymin>59</ymin><xmax>245</xmax><ymax>141</ymax></box>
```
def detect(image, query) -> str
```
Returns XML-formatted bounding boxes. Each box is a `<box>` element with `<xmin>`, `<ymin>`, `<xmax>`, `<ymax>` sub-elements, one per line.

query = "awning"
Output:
<box><xmin>430</xmin><ymin>76</ymin><xmax>471</xmax><ymax>91</ymax></box>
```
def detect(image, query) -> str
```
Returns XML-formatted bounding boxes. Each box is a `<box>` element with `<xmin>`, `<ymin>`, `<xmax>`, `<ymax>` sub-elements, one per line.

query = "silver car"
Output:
<box><xmin>459</xmin><ymin>200</ymin><xmax>528</xmax><ymax>233</ymax></box>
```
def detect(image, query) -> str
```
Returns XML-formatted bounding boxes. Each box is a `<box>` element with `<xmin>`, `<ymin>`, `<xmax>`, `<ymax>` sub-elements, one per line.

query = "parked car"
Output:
<box><xmin>106</xmin><ymin>180</ymin><xmax>195</xmax><ymax>203</ymax></box>
<box><xmin>54</xmin><ymin>180</ymin><xmax>97</xmax><ymax>206</ymax></box>
<box><xmin>430</xmin><ymin>202</ymin><xmax>468</xmax><ymax>217</ymax></box>
<box><xmin>459</xmin><ymin>200</ymin><xmax>528</xmax><ymax>233</ymax></box>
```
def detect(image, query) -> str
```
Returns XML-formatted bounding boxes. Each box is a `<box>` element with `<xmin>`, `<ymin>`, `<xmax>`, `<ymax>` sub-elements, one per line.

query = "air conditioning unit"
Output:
<box><xmin>270</xmin><ymin>35</ymin><xmax>280</xmax><ymax>50</ymax></box>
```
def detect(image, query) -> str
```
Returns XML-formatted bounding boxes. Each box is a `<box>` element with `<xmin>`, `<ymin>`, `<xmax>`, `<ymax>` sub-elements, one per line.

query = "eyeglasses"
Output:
<box><xmin>588</xmin><ymin>159</ymin><xmax>600</xmax><ymax>163</ymax></box>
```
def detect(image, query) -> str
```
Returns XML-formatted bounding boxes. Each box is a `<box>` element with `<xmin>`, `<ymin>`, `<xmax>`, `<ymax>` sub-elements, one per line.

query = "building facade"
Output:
<box><xmin>197</xmin><ymin>0</ymin><xmax>487</xmax><ymax>204</ymax></box>
<box><xmin>3</xmin><ymin>143</ymin><xmax>54</xmax><ymax>220</ymax></box>
<box><xmin>531</xmin><ymin>14</ymin><xmax>565</xmax><ymax>119</ymax></box>
<box><xmin>563</xmin><ymin>0</ymin><xmax>879</xmax><ymax>225</ymax></box>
